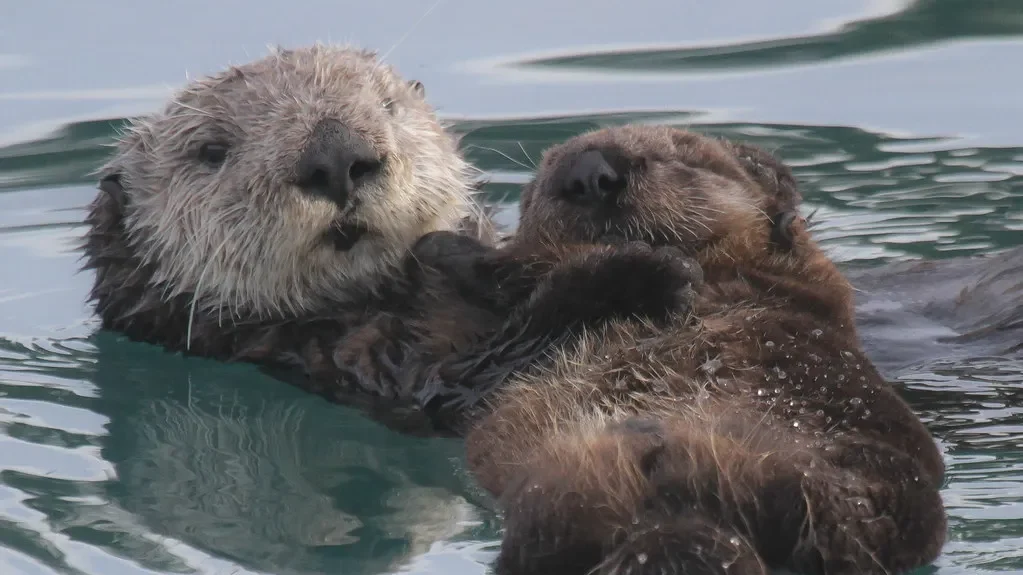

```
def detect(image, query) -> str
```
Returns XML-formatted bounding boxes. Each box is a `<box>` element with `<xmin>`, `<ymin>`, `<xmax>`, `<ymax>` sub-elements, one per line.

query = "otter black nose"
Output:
<box><xmin>561</xmin><ymin>149</ymin><xmax>628</xmax><ymax>205</ymax></box>
<box><xmin>296</xmin><ymin>118</ymin><xmax>383</xmax><ymax>208</ymax></box>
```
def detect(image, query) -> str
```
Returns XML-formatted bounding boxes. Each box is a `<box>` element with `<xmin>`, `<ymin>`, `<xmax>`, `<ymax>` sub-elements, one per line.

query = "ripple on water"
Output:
<box><xmin>895</xmin><ymin>357</ymin><xmax>1023</xmax><ymax>572</ymax></box>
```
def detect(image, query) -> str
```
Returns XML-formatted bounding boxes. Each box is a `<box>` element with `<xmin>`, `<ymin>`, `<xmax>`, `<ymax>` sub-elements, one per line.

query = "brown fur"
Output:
<box><xmin>455</xmin><ymin>125</ymin><xmax>946</xmax><ymax>575</ymax></box>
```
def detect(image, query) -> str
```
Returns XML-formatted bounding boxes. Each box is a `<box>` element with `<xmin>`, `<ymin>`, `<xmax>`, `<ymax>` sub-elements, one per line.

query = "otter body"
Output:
<box><xmin>414</xmin><ymin>126</ymin><xmax>946</xmax><ymax>575</ymax></box>
<box><xmin>845</xmin><ymin>246</ymin><xmax>1023</xmax><ymax>373</ymax></box>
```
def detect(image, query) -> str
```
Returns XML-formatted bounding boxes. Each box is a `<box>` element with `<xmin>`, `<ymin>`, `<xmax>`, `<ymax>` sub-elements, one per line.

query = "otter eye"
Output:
<box><xmin>198</xmin><ymin>142</ymin><xmax>228</xmax><ymax>167</ymax></box>
<box><xmin>383</xmin><ymin>99</ymin><xmax>397</xmax><ymax>114</ymax></box>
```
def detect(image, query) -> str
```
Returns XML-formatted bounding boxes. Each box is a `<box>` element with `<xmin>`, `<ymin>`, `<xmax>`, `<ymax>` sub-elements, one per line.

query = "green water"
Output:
<box><xmin>1</xmin><ymin>1</ymin><xmax>1022</xmax><ymax>573</ymax></box>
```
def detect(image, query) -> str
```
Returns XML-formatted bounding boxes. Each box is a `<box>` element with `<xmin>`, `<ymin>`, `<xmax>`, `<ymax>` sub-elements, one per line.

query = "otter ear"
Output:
<box><xmin>408</xmin><ymin>80</ymin><xmax>425</xmax><ymax>98</ymax></box>
<box><xmin>732</xmin><ymin>144</ymin><xmax>801</xmax><ymax>210</ymax></box>
<box><xmin>769</xmin><ymin>210</ymin><xmax>805</xmax><ymax>251</ymax></box>
<box><xmin>99</xmin><ymin>173</ymin><xmax>127</xmax><ymax>210</ymax></box>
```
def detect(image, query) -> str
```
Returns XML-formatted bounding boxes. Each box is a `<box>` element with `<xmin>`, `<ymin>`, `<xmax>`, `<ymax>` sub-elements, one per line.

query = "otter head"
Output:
<box><xmin>87</xmin><ymin>44</ymin><xmax>476</xmax><ymax>325</ymax></box>
<box><xmin>516</xmin><ymin>125</ymin><xmax>807</xmax><ymax>265</ymax></box>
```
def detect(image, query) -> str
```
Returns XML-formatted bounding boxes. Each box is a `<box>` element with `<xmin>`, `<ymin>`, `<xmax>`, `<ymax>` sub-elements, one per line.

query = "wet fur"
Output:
<box><xmin>330</xmin><ymin>232</ymin><xmax>704</xmax><ymax>434</ymax></box>
<box><xmin>415</xmin><ymin>125</ymin><xmax>947</xmax><ymax>574</ymax></box>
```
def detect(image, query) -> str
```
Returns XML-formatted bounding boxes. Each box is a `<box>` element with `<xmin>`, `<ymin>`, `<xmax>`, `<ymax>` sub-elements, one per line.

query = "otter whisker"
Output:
<box><xmin>469</xmin><ymin>144</ymin><xmax>535</xmax><ymax>173</ymax></box>
<box><xmin>186</xmin><ymin>233</ymin><xmax>234</xmax><ymax>350</ymax></box>
<box><xmin>377</xmin><ymin>0</ymin><xmax>446</xmax><ymax>64</ymax></box>
<box><xmin>517</xmin><ymin>141</ymin><xmax>538</xmax><ymax>169</ymax></box>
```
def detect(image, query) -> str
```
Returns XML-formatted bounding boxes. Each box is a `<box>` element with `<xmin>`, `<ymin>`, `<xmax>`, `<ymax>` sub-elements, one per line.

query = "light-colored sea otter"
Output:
<box><xmin>413</xmin><ymin>125</ymin><xmax>947</xmax><ymax>575</ymax></box>
<box><xmin>80</xmin><ymin>44</ymin><xmax>506</xmax><ymax>415</ymax></box>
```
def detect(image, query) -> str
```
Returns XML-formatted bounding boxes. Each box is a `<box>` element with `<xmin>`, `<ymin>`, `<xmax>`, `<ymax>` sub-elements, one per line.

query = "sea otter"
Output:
<box><xmin>413</xmin><ymin>125</ymin><xmax>947</xmax><ymax>575</ymax></box>
<box><xmin>82</xmin><ymin>43</ymin><xmax>486</xmax><ymax>362</ymax></box>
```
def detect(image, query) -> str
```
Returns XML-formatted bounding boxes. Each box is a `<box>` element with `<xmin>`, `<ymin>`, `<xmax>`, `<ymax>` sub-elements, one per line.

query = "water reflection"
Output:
<box><xmin>0</xmin><ymin>333</ymin><xmax>499</xmax><ymax>575</ymax></box>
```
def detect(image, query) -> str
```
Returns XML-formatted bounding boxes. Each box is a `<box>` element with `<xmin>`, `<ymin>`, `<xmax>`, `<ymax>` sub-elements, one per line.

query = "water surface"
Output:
<box><xmin>1</xmin><ymin>1</ymin><xmax>1022</xmax><ymax>573</ymax></box>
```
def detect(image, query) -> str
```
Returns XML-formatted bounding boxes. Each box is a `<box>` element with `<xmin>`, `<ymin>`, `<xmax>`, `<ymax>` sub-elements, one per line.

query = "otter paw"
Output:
<box><xmin>594</xmin><ymin>243</ymin><xmax>703</xmax><ymax>321</ymax></box>
<box><xmin>408</xmin><ymin>230</ymin><xmax>496</xmax><ymax>295</ymax></box>
<box><xmin>494</xmin><ymin>476</ymin><xmax>611</xmax><ymax>575</ymax></box>
<box><xmin>411</xmin><ymin>230</ymin><xmax>489</xmax><ymax>263</ymax></box>
<box><xmin>594</xmin><ymin>518</ymin><xmax>767</xmax><ymax>575</ymax></box>
<box><xmin>408</xmin><ymin>230</ymin><xmax>491</xmax><ymax>279</ymax></box>
<box><xmin>530</xmin><ymin>244</ymin><xmax>703</xmax><ymax>329</ymax></box>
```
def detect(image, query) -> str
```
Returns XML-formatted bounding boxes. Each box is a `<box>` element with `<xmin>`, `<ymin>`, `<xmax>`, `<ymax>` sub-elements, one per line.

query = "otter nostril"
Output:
<box><xmin>304</xmin><ymin>167</ymin><xmax>330</xmax><ymax>190</ymax></box>
<box><xmin>564</xmin><ymin>180</ymin><xmax>587</xmax><ymax>200</ymax></box>
<box><xmin>349</xmin><ymin>159</ymin><xmax>382</xmax><ymax>183</ymax></box>
<box><xmin>597</xmin><ymin>174</ymin><xmax>626</xmax><ymax>196</ymax></box>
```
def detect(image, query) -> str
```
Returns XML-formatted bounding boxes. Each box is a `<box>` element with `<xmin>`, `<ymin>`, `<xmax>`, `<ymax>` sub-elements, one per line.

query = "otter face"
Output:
<box><xmin>517</xmin><ymin>125</ymin><xmax>802</xmax><ymax>257</ymax></box>
<box><xmin>97</xmin><ymin>44</ymin><xmax>474</xmax><ymax>318</ymax></box>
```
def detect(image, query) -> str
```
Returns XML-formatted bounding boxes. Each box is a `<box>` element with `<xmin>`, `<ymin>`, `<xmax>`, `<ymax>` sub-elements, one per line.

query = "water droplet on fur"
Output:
<box><xmin>849</xmin><ymin>397</ymin><xmax>863</xmax><ymax>407</ymax></box>
<box><xmin>811</xmin><ymin>329</ymin><xmax>823</xmax><ymax>338</ymax></box>
<box><xmin>819</xmin><ymin>386</ymin><xmax>827</xmax><ymax>393</ymax></box>
<box><xmin>729</xmin><ymin>536</ymin><xmax>742</xmax><ymax>547</ymax></box>
<box><xmin>842</xmin><ymin>351</ymin><xmax>854</xmax><ymax>359</ymax></box>
<box><xmin>862</xmin><ymin>409</ymin><xmax>871</xmax><ymax>417</ymax></box>
<box><xmin>775</xmin><ymin>368</ymin><xmax>788</xmax><ymax>379</ymax></box>
<box><xmin>792</xmin><ymin>421</ymin><xmax>801</xmax><ymax>428</ymax></box>
<box><xmin>773</xmin><ymin>388</ymin><xmax>781</xmax><ymax>394</ymax></box>
<box><xmin>765</xmin><ymin>341</ymin><xmax>776</xmax><ymax>349</ymax></box>
<box><xmin>701</xmin><ymin>358</ymin><xmax>723</xmax><ymax>375</ymax></box>
<box><xmin>636</xmin><ymin>553</ymin><xmax>648</xmax><ymax>565</ymax></box>
<box><xmin>757</xmin><ymin>388</ymin><xmax>768</xmax><ymax>396</ymax></box>
<box><xmin>815</xmin><ymin>410</ymin><xmax>824</xmax><ymax>417</ymax></box>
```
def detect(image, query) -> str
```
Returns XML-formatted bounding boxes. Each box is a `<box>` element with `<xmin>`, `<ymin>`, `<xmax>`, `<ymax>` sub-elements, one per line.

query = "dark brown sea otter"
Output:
<box><xmin>414</xmin><ymin>125</ymin><xmax>947</xmax><ymax>575</ymax></box>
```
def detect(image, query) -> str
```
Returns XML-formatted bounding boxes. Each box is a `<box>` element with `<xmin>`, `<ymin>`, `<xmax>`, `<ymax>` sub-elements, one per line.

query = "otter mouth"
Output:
<box><xmin>324</xmin><ymin>220</ymin><xmax>370</xmax><ymax>251</ymax></box>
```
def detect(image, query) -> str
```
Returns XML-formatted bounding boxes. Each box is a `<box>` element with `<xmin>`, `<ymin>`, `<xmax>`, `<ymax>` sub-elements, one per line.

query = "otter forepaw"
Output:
<box><xmin>407</xmin><ymin>230</ymin><xmax>500</xmax><ymax>301</ymax></box>
<box><xmin>409</xmin><ymin>230</ymin><xmax>491</xmax><ymax>274</ymax></box>
<box><xmin>528</xmin><ymin>243</ymin><xmax>703</xmax><ymax>330</ymax></box>
<box><xmin>598</xmin><ymin>242</ymin><xmax>704</xmax><ymax>323</ymax></box>
<box><xmin>411</xmin><ymin>230</ymin><xmax>488</xmax><ymax>262</ymax></box>
<box><xmin>594</xmin><ymin>517</ymin><xmax>767</xmax><ymax>575</ymax></box>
